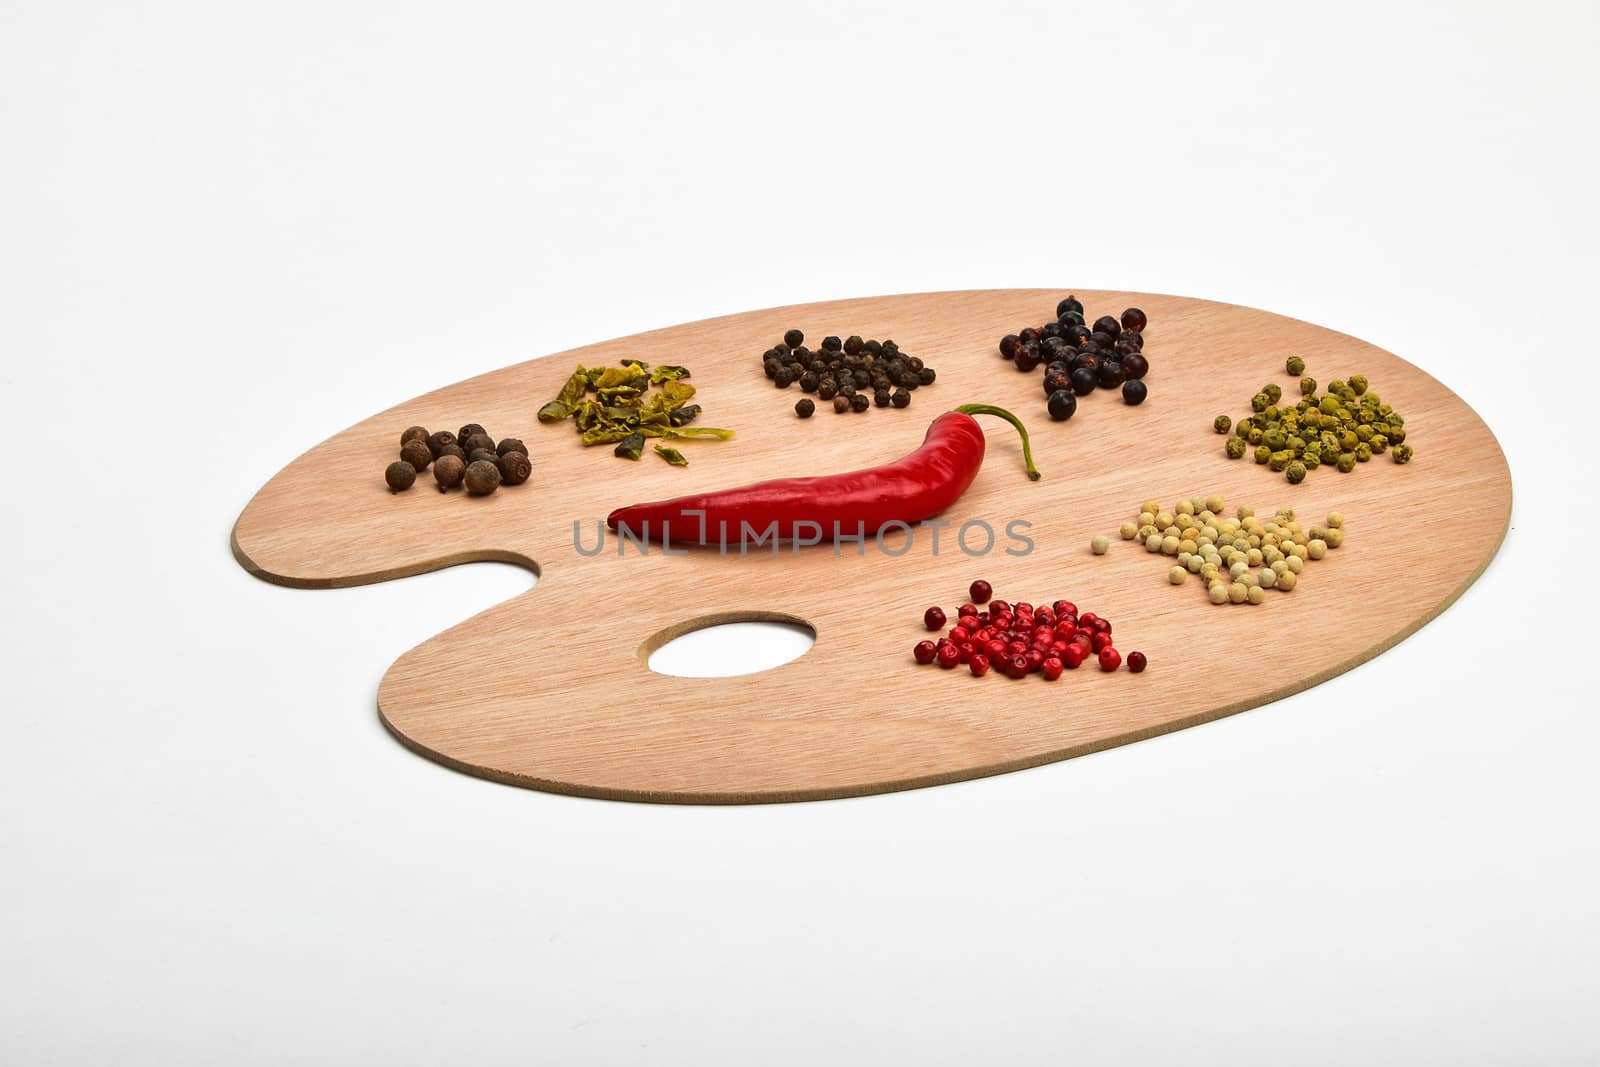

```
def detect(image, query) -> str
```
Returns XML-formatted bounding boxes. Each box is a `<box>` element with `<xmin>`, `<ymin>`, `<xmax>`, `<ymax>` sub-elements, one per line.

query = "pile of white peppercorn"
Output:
<box><xmin>1098</xmin><ymin>494</ymin><xmax>1345</xmax><ymax>606</ymax></box>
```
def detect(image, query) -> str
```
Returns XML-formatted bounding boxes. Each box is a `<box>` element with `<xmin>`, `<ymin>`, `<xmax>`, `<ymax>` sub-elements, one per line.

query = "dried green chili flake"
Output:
<box><xmin>581</xmin><ymin>425</ymin><xmax>635</xmax><ymax>446</ymax></box>
<box><xmin>663</xmin><ymin>426</ymin><xmax>736</xmax><ymax>441</ymax></box>
<box><xmin>571</xmin><ymin>400</ymin><xmax>607</xmax><ymax>430</ymax></box>
<box><xmin>654</xmin><ymin>445</ymin><xmax>689</xmax><ymax>466</ymax></box>
<box><xmin>652</xmin><ymin>380</ymin><xmax>696</xmax><ymax>411</ymax></box>
<box><xmin>614</xmin><ymin>364</ymin><xmax>651</xmax><ymax>385</ymax></box>
<box><xmin>595</xmin><ymin>388</ymin><xmax>644</xmax><ymax>407</ymax></box>
<box><xmin>539</xmin><ymin>361</ymin><xmax>732</xmax><ymax>461</ymax></box>
<box><xmin>649</xmin><ymin>365</ymin><xmax>691</xmax><ymax>384</ymax></box>
<box><xmin>538</xmin><ymin>369</ymin><xmax>590</xmax><ymax>422</ymax></box>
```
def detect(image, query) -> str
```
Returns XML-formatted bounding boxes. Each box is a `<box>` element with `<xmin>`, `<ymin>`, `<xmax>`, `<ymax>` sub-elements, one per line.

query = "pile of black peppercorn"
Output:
<box><xmin>763</xmin><ymin>329</ymin><xmax>936</xmax><ymax>417</ymax></box>
<box><xmin>385</xmin><ymin>423</ymin><xmax>533</xmax><ymax>497</ymax></box>
<box><xmin>998</xmin><ymin>296</ymin><xmax>1151</xmax><ymax>421</ymax></box>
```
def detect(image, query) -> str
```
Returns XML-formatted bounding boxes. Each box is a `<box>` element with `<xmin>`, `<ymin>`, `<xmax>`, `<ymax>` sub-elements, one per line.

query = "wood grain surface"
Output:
<box><xmin>231</xmin><ymin>290</ymin><xmax>1511</xmax><ymax>803</ymax></box>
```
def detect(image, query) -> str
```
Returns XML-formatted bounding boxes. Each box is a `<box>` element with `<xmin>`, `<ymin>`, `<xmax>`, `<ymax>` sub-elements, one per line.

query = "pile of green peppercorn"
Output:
<box><xmin>385</xmin><ymin>423</ymin><xmax>532</xmax><ymax>497</ymax></box>
<box><xmin>997</xmin><ymin>296</ymin><xmax>1151</xmax><ymax>421</ymax></box>
<box><xmin>764</xmin><ymin>330</ymin><xmax>935</xmax><ymax>417</ymax></box>
<box><xmin>1216</xmin><ymin>356</ymin><xmax>1413</xmax><ymax>482</ymax></box>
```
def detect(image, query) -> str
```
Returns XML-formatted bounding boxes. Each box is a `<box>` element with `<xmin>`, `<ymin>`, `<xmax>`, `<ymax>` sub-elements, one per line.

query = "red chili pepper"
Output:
<box><xmin>606</xmin><ymin>404</ymin><xmax>1039</xmax><ymax>545</ymax></box>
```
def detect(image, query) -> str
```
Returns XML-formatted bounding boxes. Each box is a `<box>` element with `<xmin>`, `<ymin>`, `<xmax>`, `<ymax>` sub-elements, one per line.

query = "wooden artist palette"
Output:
<box><xmin>232</xmin><ymin>290</ymin><xmax>1511</xmax><ymax>802</ymax></box>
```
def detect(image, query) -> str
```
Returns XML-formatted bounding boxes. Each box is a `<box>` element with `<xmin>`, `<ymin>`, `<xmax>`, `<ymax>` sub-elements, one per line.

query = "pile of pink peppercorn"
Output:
<box><xmin>912</xmin><ymin>580</ymin><xmax>1146</xmax><ymax>679</ymax></box>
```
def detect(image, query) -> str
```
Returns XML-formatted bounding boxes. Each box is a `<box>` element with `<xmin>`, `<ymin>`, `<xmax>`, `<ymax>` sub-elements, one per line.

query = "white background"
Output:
<box><xmin>4</xmin><ymin>2</ymin><xmax>1597</xmax><ymax>1064</ymax></box>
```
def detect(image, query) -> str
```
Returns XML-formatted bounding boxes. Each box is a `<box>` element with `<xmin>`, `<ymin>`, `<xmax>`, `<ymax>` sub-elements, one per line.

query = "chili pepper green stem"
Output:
<box><xmin>954</xmin><ymin>403</ymin><xmax>1041</xmax><ymax>481</ymax></box>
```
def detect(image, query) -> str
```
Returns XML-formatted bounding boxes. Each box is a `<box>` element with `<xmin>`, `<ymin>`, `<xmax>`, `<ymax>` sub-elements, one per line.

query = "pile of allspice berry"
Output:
<box><xmin>385</xmin><ymin>423</ymin><xmax>532</xmax><ymax>497</ymax></box>
<box><xmin>1215</xmin><ymin>356</ymin><xmax>1413</xmax><ymax>482</ymax></box>
<box><xmin>1107</xmin><ymin>495</ymin><xmax>1345</xmax><ymax>606</ymax></box>
<box><xmin>762</xmin><ymin>329</ymin><xmax>937</xmax><ymax>417</ymax></box>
